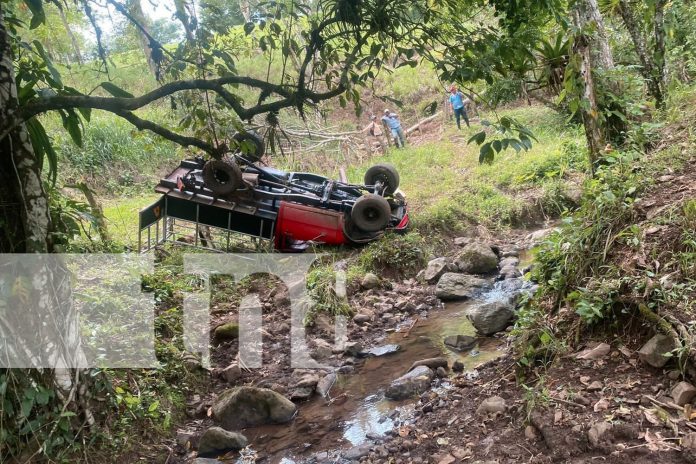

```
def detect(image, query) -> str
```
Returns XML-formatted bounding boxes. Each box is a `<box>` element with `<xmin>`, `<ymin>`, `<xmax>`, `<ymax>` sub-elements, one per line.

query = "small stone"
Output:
<box><xmin>587</xmin><ymin>421</ymin><xmax>612</xmax><ymax>447</ymax></box>
<box><xmin>424</xmin><ymin>257</ymin><xmax>450</xmax><ymax>284</ymax></box>
<box><xmin>353</xmin><ymin>313</ymin><xmax>372</xmax><ymax>324</ymax></box>
<box><xmin>637</xmin><ymin>334</ymin><xmax>676</xmax><ymax>368</ymax></box>
<box><xmin>385</xmin><ymin>366</ymin><xmax>434</xmax><ymax>400</ymax></box>
<box><xmin>344</xmin><ymin>342</ymin><xmax>363</xmax><ymax>357</ymax></box>
<box><xmin>214</xmin><ymin>322</ymin><xmax>239</xmax><ymax>341</ymax></box>
<box><xmin>476</xmin><ymin>396</ymin><xmax>506</xmax><ymax>415</ymax></box>
<box><xmin>198</xmin><ymin>427</ymin><xmax>248</xmax><ymax>457</ymax></box>
<box><xmin>452</xmin><ymin>360</ymin><xmax>465</xmax><ymax>372</ymax></box>
<box><xmin>193</xmin><ymin>459</ymin><xmax>223</xmax><ymax>464</ymax></box>
<box><xmin>435</xmin><ymin>273</ymin><xmax>490</xmax><ymax>301</ymax></box>
<box><xmin>524</xmin><ymin>425</ymin><xmax>538</xmax><ymax>440</ymax></box>
<box><xmin>316</xmin><ymin>373</ymin><xmax>337</xmax><ymax>397</ymax></box>
<box><xmin>409</xmin><ymin>357</ymin><xmax>449</xmax><ymax>372</ymax></box>
<box><xmin>217</xmin><ymin>362</ymin><xmax>240</xmax><ymax>383</ymax></box>
<box><xmin>176</xmin><ymin>429</ymin><xmax>194</xmax><ymax>447</ymax></box>
<box><xmin>361</xmin><ymin>273</ymin><xmax>380</xmax><ymax>289</ymax></box>
<box><xmin>443</xmin><ymin>334</ymin><xmax>477</xmax><ymax>352</ymax></box>
<box><xmin>667</xmin><ymin>370</ymin><xmax>681</xmax><ymax>381</ymax></box>
<box><xmin>586</xmin><ymin>381</ymin><xmax>603</xmax><ymax>392</ymax></box>
<box><xmin>454</xmin><ymin>237</ymin><xmax>471</xmax><ymax>247</ymax></box>
<box><xmin>290</xmin><ymin>387</ymin><xmax>314</xmax><ymax>401</ymax></box>
<box><xmin>671</xmin><ymin>381</ymin><xmax>696</xmax><ymax>406</ymax></box>
<box><xmin>313</xmin><ymin>339</ymin><xmax>333</xmax><ymax>359</ymax></box>
<box><xmin>436</xmin><ymin>366</ymin><xmax>447</xmax><ymax>378</ymax></box>
<box><xmin>344</xmin><ymin>445</ymin><xmax>370</xmax><ymax>460</ymax></box>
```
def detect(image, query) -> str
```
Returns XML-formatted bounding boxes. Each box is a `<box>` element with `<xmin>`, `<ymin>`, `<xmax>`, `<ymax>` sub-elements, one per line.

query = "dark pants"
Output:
<box><xmin>454</xmin><ymin>107</ymin><xmax>470</xmax><ymax>129</ymax></box>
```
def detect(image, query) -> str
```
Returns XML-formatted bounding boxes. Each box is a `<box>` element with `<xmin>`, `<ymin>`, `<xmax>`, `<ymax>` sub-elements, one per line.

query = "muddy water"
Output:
<box><xmin>232</xmin><ymin>286</ymin><xmax>515</xmax><ymax>464</ymax></box>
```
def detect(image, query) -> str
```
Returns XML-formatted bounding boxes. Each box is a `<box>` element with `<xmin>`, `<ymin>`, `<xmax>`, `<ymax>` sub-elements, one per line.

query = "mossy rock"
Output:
<box><xmin>214</xmin><ymin>322</ymin><xmax>239</xmax><ymax>340</ymax></box>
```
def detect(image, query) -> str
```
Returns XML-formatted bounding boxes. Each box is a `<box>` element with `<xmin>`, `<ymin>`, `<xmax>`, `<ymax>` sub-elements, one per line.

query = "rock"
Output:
<box><xmin>290</xmin><ymin>387</ymin><xmax>314</xmax><ymax>401</ymax></box>
<box><xmin>454</xmin><ymin>242</ymin><xmax>499</xmax><ymax>274</ymax></box>
<box><xmin>409</xmin><ymin>357</ymin><xmax>449</xmax><ymax>372</ymax></box>
<box><xmin>499</xmin><ymin>257</ymin><xmax>520</xmax><ymax>268</ymax></box>
<box><xmin>344</xmin><ymin>342</ymin><xmax>363</xmax><ymax>357</ymax></box>
<box><xmin>361</xmin><ymin>273</ymin><xmax>380</xmax><ymax>289</ymax></box>
<box><xmin>452</xmin><ymin>360</ymin><xmax>465</xmax><ymax>372</ymax></box>
<box><xmin>424</xmin><ymin>257</ymin><xmax>451</xmax><ymax>284</ymax></box>
<box><xmin>176</xmin><ymin>429</ymin><xmax>194</xmax><ymax>447</ymax></box>
<box><xmin>363</xmin><ymin>344</ymin><xmax>401</xmax><ymax>357</ymax></box>
<box><xmin>211</xmin><ymin>387</ymin><xmax>297</xmax><ymax>429</ymax></box>
<box><xmin>454</xmin><ymin>236</ymin><xmax>472</xmax><ymax>247</ymax></box>
<box><xmin>476</xmin><ymin>395</ymin><xmax>506</xmax><ymax>415</ymax></box>
<box><xmin>291</xmin><ymin>373</ymin><xmax>320</xmax><ymax>389</ymax></box>
<box><xmin>502</xmin><ymin>249</ymin><xmax>519</xmax><ymax>258</ymax></box>
<box><xmin>316</xmin><ymin>372</ymin><xmax>337</xmax><ymax>397</ymax></box>
<box><xmin>467</xmin><ymin>300</ymin><xmax>515</xmax><ymax>335</ymax></box>
<box><xmin>683</xmin><ymin>432</ymin><xmax>696</xmax><ymax>450</ymax></box>
<box><xmin>435</xmin><ymin>273</ymin><xmax>490</xmax><ymax>300</ymax></box>
<box><xmin>198</xmin><ymin>427</ymin><xmax>248</xmax><ymax>457</ymax></box>
<box><xmin>385</xmin><ymin>366</ymin><xmax>434</xmax><ymax>400</ymax></box>
<box><xmin>444</xmin><ymin>334</ymin><xmax>477</xmax><ymax>352</ymax></box>
<box><xmin>214</xmin><ymin>322</ymin><xmax>239</xmax><ymax>341</ymax></box>
<box><xmin>499</xmin><ymin>265</ymin><xmax>521</xmax><ymax>279</ymax></box>
<box><xmin>671</xmin><ymin>381</ymin><xmax>696</xmax><ymax>406</ymax></box>
<box><xmin>637</xmin><ymin>334</ymin><xmax>676</xmax><ymax>368</ymax></box>
<box><xmin>586</xmin><ymin>381</ymin><xmax>603</xmax><ymax>392</ymax></box>
<box><xmin>587</xmin><ymin>421</ymin><xmax>612</xmax><ymax>447</ymax></box>
<box><xmin>527</xmin><ymin>227</ymin><xmax>558</xmax><ymax>244</ymax></box>
<box><xmin>525</xmin><ymin>425</ymin><xmax>539</xmax><ymax>440</ymax></box>
<box><xmin>436</xmin><ymin>366</ymin><xmax>448</xmax><ymax>378</ymax></box>
<box><xmin>194</xmin><ymin>459</ymin><xmax>223</xmax><ymax>464</ymax></box>
<box><xmin>344</xmin><ymin>445</ymin><xmax>370</xmax><ymax>460</ymax></box>
<box><xmin>576</xmin><ymin>343</ymin><xmax>611</xmax><ymax>360</ymax></box>
<box><xmin>218</xmin><ymin>362</ymin><xmax>241</xmax><ymax>383</ymax></box>
<box><xmin>352</xmin><ymin>313</ymin><xmax>372</xmax><ymax>324</ymax></box>
<box><xmin>313</xmin><ymin>339</ymin><xmax>333</xmax><ymax>359</ymax></box>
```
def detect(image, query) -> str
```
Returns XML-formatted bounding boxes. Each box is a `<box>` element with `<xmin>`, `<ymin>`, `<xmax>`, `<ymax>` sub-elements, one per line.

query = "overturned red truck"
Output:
<box><xmin>139</xmin><ymin>132</ymin><xmax>409</xmax><ymax>252</ymax></box>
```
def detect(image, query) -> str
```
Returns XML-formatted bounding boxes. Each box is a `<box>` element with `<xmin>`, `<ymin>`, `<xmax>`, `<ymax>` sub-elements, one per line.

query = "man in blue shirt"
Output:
<box><xmin>381</xmin><ymin>109</ymin><xmax>406</xmax><ymax>148</ymax></box>
<box><xmin>449</xmin><ymin>85</ymin><xmax>471</xmax><ymax>130</ymax></box>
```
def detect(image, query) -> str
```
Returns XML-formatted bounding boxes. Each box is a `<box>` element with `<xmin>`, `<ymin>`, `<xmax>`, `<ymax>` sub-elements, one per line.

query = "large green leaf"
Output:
<box><xmin>100</xmin><ymin>82</ymin><xmax>135</xmax><ymax>98</ymax></box>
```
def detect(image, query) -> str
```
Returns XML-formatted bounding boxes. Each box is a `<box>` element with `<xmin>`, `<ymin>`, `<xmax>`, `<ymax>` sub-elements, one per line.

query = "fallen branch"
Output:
<box><xmin>405</xmin><ymin>111</ymin><xmax>442</xmax><ymax>135</ymax></box>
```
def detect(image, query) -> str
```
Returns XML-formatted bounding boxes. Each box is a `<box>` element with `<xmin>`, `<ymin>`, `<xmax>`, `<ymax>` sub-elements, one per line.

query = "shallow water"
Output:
<box><xmin>233</xmin><ymin>287</ymin><xmax>514</xmax><ymax>463</ymax></box>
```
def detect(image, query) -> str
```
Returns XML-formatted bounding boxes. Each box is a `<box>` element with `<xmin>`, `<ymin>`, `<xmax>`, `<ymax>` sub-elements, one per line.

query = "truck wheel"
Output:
<box><xmin>364</xmin><ymin>163</ymin><xmax>400</xmax><ymax>195</ymax></box>
<box><xmin>233</xmin><ymin>131</ymin><xmax>265</xmax><ymax>162</ymax></box>
<box><xmin>202</xmin><ymin>158</ymin><xmax>243</xmax><ymax>195</ymax></box>
<box><xmin>351</xmin><ymin>194</ymin><xmax>392</xmax><ymax>233</ymax></box>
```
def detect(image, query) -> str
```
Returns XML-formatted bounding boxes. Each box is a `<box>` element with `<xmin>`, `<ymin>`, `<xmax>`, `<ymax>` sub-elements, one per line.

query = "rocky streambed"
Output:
<box><xmin>173</xmin><ymin>235</ymin><xmax>542</xmax><ymax>464</ymax></box>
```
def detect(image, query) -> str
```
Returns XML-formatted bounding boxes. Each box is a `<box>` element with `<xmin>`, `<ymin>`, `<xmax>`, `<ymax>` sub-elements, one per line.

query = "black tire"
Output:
<box><xmin>351</xmin><ymin>194</ymin><xmax>392</xmax><ymax>233</ymax></box>
<box><xmin>233</xmin><ymin>131</ymin><xmax>265</xmax><ymax>162</ymax></box>
<box><xmin>364</xmin><ymin>163</ymin><xmax>400</xmax><ymax>195</ymax></box>
<box><xmin>202</xmin><ymin>158</ymin><xmax>243</xmax><ymax>195</ymax></box>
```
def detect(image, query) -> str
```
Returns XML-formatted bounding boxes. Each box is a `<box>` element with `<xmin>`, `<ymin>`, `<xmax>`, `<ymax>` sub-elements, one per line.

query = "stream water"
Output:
<box><xmin>228</xmin><ymin>276</ymin><xmax>532</xmax><ymax>464</ymax></box>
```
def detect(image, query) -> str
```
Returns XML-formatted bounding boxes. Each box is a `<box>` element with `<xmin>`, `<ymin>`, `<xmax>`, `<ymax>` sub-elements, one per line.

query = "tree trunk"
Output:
<box><xmin>127</xmin><ymin>0</ymin><xmax>158</xmax><ymax>78</ymax></box>
<box><xmin>57</xmin><ymin>6</ymin><xmax>83</xmax><ymax>66</ymax></box>
<box><xmin>653</xmin><ymin>0</ymin><xmax>667</xmax><ymax>106</ymax></box>
<box><xmin>617</xmin><ymin>0</ymin><xmax>665</xmax><ymax>107</ymax></box>
<box><xmin>239</xmin><ymin>0</ymin><xmax>251</xmax><ymax>22</ymax></box>
<box><xmin>583</xmin><ymin>0</ymin><xmax>615</xmax><ymax>70</ymax></box>
<box><xmin>0</xmin><ymin>11</ymin><xmax>51</xmax><ymax>253</ymax></box>
<box><xmin>174</xmin><ymin>0</ymin><xmax>195</xmax><ymax>44</ymax></box>
<box><xmin>571</xmin><ymin>0</ymin><xmax>607</xmax><ymax>175</ymax></box>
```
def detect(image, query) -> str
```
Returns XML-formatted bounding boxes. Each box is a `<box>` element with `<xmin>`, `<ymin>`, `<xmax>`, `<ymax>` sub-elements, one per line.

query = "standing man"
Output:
<box><xmin>448</xmin><ymin>85</ymin><xmax>471</xmax><ymax>130</ymax></box>
<box><xmin>381</xmin><ymin>109</ymin><xmax>407</xmax><ymax>148</ymax></box>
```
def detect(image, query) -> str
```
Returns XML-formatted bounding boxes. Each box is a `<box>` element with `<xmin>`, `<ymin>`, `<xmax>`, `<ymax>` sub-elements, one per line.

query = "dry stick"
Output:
<box><xmin>645</xmin><ymin>395</ymin><xmax>683</xmax><ymax>412</ymax></box>
<box><xmin>402</xmin><ymin>317</ymin><xmax>420</xmax><ymax>338</ymax></box>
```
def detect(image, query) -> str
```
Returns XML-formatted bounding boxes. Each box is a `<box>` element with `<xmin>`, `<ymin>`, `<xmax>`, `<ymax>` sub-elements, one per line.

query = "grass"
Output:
<box><xmin>102</xmin><ymin>194</ymin><xmax>162</xmax><ymax>246</ymax></box>
<box><xmin>346</xmin><ymin>105</ymin><xmax>585</xmax><ymax>233</ymax></box>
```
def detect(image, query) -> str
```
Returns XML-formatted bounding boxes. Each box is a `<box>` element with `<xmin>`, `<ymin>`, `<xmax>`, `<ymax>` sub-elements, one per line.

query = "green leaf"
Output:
<box><xmin>479</xmin><ymin>143</ymin><xmax>494</xmax><ymax>164</ymax></box>
<box><xmin>244</xmin><ymin>22</ymin><xmax>255</xmax><ymax>34</ymax></box>
<box><xmin>24</xmin><ymin>0</ymin><xmax>45</xmax><ymax>29</ymax></box>
<box><xmin>492</xmin><ymin>140</ymin><xmax>502</xmax><ymax>153</ymax></box>
<box><xmin>467</xmin><ymin>131</ymin><xmax>486</xmax><ymax>145</ymax></box>
<box><xmin>61</xmin><ymin>111</ymin><xmax>83</xmax><ymax>148</ymax></box>
<box><xmin>33</xmin><ymin>41</ymin><xmax>62</xmax><ymax>87</ymax></box>
<box><xmin>100</xmin><ymin>82</ymin><xmax>134</xmax><ymax>98</ymax></box>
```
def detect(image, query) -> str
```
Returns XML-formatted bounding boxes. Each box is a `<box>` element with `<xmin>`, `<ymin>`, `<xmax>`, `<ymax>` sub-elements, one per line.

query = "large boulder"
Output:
<box><xmin>435</xmin><ymin>273</ymin><xmax>490</xmax><ymax>300</ymax></box>
<box><xmin>211</xmin><ymin>387</ymin><xmax>297</xmax><ymax>429</ymax></box>
<box><xmin>454</xmin><ymin>242</ymin><xmax>498</xmax><ymax>274</ymax></box>
<box><xmin>198</xmin><ymin>427</ymin><xmax>248</xmax><ymax>457</ymax></box>
<box><xmin>385</xmin><ymin>366</ymin><xmax>434</xmax><ymax>400</ymax></box>
<box><xmin>637</xmin><ymin>334</ymin><xmax>676</xmax><ymax>368</ymax></box>
<box><xmin>468</xmin><ymin>300</ymin><xmax>515</xmax><ymax>335</ymax></box>
<box><xmin>423</xmin><ymin>257</ymin><xmax>454</xmax><ymax>284</ymax></box>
